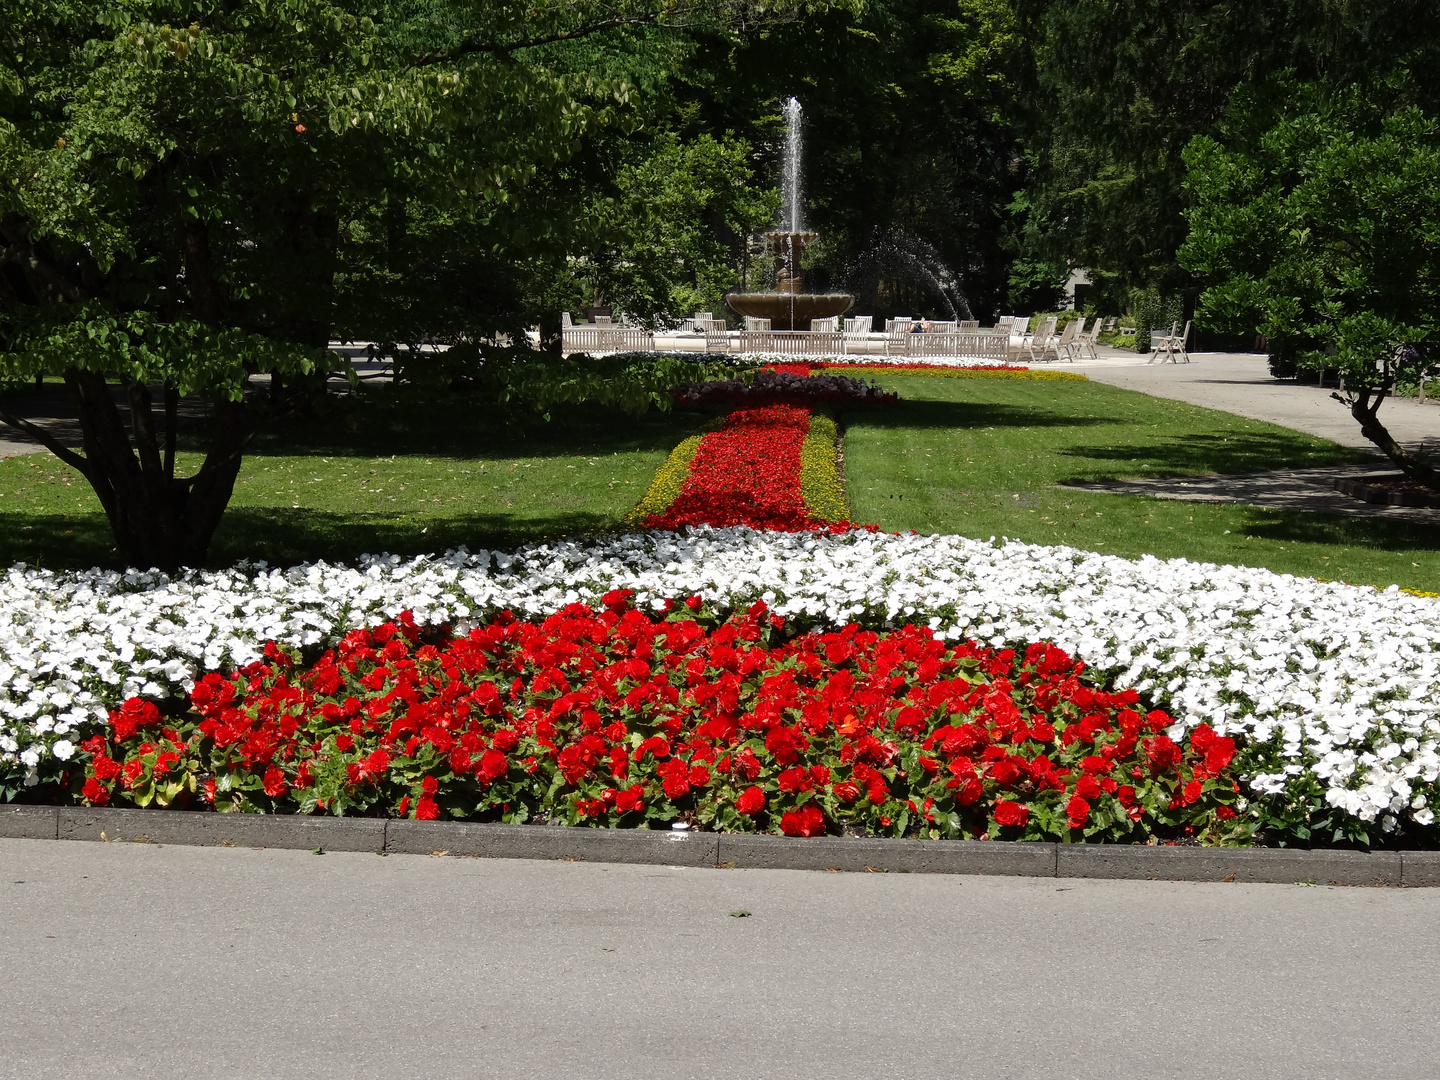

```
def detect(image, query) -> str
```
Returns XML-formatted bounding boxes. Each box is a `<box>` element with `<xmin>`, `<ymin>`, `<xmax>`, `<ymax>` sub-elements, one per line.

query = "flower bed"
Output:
<box><xmin>672</xmin><ymin>368</ymin><xmax>896</xmax><ymax>406</ymax></box>
<box><xmin>2</xmin><ymin>529</ymin><xmax>1438</xmax><ymax>843</ymax></box>
<box><xmin>76</xmin><ymin>600</ymin><xmax>1241</xmax><ymax>842</ymax></box>
<box><xmin>638</xmin><ymin>404</ymin><xmax>861</xmax><ymax>534</ymax></box>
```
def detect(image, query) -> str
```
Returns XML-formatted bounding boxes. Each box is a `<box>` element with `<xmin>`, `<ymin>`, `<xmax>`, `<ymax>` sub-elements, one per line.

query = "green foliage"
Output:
<box><xmin>568</xmin><ymin>132</ymin><xmax>779</xmax><ymax>322</ymax></box>
<box><xmin>1015</xmin><ymin>0</ymin><xmax>1440</xmax><ymax>291</ymax></box>
<box><xmin>1181</xmin><ymin>80</ymin><xmax>1440</xmax><ymax>378</ymax></box>
<box><xmin>1180</xmin><ymin>77</ymin><xmax>1440</xmax><ymax>486</ymax></box>
<box><xmin>684</xmin><ymin>0</ymin><xmax>1027</xmax><ymax>319</ymax></box>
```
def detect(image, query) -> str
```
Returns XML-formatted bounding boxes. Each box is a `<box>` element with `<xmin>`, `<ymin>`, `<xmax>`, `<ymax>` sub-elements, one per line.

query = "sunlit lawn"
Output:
<box><xmin>841</xmin><ymin>374</ymin><xmax>1438</xmax><ymax>593</ymax></box>
<box><xmin>0</xmin><ymin>394</ymin><xmax>710</xmax><ymax>568</ymax></box>
<box><xmin>2</xmin><ymin>374</ymin><xmax>1436</xmax><ymax>593</ymax></box>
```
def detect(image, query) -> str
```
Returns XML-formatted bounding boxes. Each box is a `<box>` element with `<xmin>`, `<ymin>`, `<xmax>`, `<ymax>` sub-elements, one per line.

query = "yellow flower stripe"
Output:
<box><xmin>800</xmin><ymin>412</ymin><xmax>850</xmax><ymax>523</ymax></box>
<box><xmin>815</xmin><ymin>365</ymin><xmax>1089</xmax><ymax>383</ymax></box>
<box><xmin>1402</xmin><ymin>588</ymin><xmax>1440</xmax><ymax>599</ymax></box>
<box><xmin>625</xmin><ymin>434</ymin><xmax>703</xmax><ymax>526</ymax></box>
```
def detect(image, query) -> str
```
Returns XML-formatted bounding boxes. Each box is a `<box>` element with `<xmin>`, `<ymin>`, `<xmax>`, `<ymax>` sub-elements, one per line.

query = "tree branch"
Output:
<box><xmin>0</xmin><ymin>408</ymin><xmax>91</xmax><ymax>475</ymax></box>
<box><xmin>402</xmin><ymin>14</ymin><xmax>655</xmax><ymax>72</ymax></box>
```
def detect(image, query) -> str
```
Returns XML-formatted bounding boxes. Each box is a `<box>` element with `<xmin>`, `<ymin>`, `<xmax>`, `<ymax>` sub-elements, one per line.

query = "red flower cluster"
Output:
<box><xmin>74</xmin><ymin>596</ymin><xmax>1242</xmax><ymax>841</ymax></box>
<box><xmin>644</xmin><ymin>404</ymin><xmax>859</xmax><ymax>533</ymax></box>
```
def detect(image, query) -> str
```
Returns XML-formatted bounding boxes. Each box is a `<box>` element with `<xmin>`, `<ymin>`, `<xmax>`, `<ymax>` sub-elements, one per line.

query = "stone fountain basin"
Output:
<box><xmin>726</xmin><ymin>293</ymin><xmax>855</xmax><ymax>331</ymax></box>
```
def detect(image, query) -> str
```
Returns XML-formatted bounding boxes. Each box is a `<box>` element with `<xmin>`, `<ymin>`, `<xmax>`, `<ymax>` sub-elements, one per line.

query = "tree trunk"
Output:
<box><xmin>537</xmin><ymin>310</ymin><xmax>563</xmax><ymax>356</ymax></box>
<box><xmin>1347</xmin><ymin>389</ymin><xmax>1440</xmax><ymax>490</ymax></box>
<box><xmin>53</xmin><ymin>369</ymin><xmax>248</xmax><ymax>570</ymax></box>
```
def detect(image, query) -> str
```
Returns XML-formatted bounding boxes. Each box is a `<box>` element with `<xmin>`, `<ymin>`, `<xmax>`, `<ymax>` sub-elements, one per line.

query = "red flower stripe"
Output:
<box><xmin>643</xmin><ymin>403</ymin><xmax>861</xmax><ymax>533</ymax></box>
<box><xmin>74</xmin><ymin>597</ymin><xmax>1243</xmax><ymax>842</ymax></box>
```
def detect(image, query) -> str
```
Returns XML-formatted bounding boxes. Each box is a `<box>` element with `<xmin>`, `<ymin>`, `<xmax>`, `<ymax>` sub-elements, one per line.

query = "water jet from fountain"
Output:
<box><xmin>726</xmin><ymin>97</ymin><xmax>853</xmax><ymax>331</ymax></box>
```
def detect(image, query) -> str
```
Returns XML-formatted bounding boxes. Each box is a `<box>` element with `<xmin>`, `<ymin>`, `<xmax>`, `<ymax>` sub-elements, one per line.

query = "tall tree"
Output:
<box><xmin>1014</xmin><ymin>0</ymin><xmax>1440</xmax><ymax>299</ymax></box>
<box><xmin>0</xmin><ymin>0</ymin><xmax>831</xmax><ymax>569</ymax></box>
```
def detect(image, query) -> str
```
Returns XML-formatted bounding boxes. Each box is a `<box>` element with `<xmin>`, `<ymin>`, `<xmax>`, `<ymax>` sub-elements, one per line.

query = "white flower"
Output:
<box><xmin>0</xmin><ymin>526</ymin><xmax>1435</xmax><ymax>832</ymax></box>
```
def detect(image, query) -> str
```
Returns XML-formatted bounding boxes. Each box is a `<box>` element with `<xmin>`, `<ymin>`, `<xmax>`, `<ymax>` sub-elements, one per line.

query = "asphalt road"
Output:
<box><xmin>2</xmin><ymin>838</ymin><xmax>1436</xmax><ymax>1079</ymax></box>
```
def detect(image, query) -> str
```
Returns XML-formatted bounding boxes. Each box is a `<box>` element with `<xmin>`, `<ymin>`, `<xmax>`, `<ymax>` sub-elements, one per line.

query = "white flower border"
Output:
<box><xmin>2</xmin><ymin>527</ymin><xmax>1437</xmax><ymax>830</ymax></box>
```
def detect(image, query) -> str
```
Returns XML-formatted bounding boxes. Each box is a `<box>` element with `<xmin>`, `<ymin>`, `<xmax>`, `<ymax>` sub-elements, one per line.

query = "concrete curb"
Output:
<box><xmin>3</xmin><ymin>805</ymin><xmax>1435</xmax><ymax>884</ymax></box>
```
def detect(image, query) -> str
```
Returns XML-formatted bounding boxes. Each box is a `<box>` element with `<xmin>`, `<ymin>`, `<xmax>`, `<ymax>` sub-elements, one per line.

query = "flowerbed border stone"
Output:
<box><xmin>1333</xmin><ymin>473</ymin><xmax>1440</xmax><ymax>508</ymax></box>
<box><xmin>2</xmin><ymin>803</ymin><xmax>1434</xmax><ymax>885</ymax></box>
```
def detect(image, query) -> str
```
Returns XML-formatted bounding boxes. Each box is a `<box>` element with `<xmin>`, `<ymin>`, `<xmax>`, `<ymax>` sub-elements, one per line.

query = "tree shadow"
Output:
<box><xmin>0</xmin><ymin>513</ymin><xmax>118</xmax><ymax>569</ymax></box>
<box><xmin>206</xmin><ymin>506</ymin><xmax>628</xmax><ymax>568</ymax></box>
<box><xmin>0</xmin><ymin>505</ymin><xmax>634</xmax><ymax>571</ymax></box>
<box><xmin>1058</xmin><ymin>432</ymin><xmax>1371</xmax><ymax>482</ymax></box>
<box><xmin>1238</xmin><ymin>507</ymin><xmax>1440</xmax><ymax>554</ymax></box>
<box><xmin>169</xmin><ymin>398</ymin><xmax>710</xmax><ymax>462</ymax></box>
<box><xmin>844</xmin><ymin>399</ymin><xmax>1122</xmax><ymax>432</ymax></box>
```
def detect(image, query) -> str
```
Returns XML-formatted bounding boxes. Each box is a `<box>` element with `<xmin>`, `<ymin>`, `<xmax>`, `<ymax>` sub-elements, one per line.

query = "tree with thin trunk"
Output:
<box><xmin>1180</xmin><ymin>77</ymin><xmax>1440</xmax><ymax>489</ymax></box>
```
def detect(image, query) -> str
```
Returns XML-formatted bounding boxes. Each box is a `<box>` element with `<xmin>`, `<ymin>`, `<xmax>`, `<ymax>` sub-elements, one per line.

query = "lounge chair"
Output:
<box><xmin>1024</xmin><ymin>316</ymin><xmax>1059</xmax><ymax>362</ymax></box>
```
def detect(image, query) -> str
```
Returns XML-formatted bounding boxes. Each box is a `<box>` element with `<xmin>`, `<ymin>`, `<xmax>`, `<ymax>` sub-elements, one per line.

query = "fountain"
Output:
<box><xmin>726</xmin><ymin>98</ymin><xmax>854</xmax><ymax>331</ymax></box>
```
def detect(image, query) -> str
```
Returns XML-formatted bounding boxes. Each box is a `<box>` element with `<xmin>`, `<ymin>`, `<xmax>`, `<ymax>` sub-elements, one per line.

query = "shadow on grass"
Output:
<box><xmin>1237</xmin><ymin>507</ymin><xmax>1440</xmax><ymax>554</ymax></box>
<box><xmin>0</xmin><ymin>505</ymin><xmax>628</xmax><ymax>572</ymax></box>
<box><xmin>186</xmin><ymin>398</ymin><xmax>709</xmax><ymax>461</ymax></box>
<box><xmin>1058</xmin><ymin>432</ymin><xmax>1370</xmax><ymax>481</ymax></box>
<box><xmin>844</xmin><ymin>399</ymin><xmax>1122</xmax><ymax>432</ymax></box>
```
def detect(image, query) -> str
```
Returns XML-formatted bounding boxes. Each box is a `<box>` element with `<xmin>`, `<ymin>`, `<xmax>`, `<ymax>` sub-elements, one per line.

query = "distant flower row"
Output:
<box><xmin>1</xmin><ymin>528</ymin><xmax>1437</xmax><ymax>838</ymax></box>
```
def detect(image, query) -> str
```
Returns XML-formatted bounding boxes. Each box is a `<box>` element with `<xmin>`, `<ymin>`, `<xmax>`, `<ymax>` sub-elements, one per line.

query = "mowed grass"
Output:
<box><xmin>0</xmin><ymin>395</ymin><xmax>710</xmax><ymax>569</ymax></box>
<box><xmin>841</xmin><ymin>374</ymin><xmax>1439</xmax><ymax>593</ymax></box>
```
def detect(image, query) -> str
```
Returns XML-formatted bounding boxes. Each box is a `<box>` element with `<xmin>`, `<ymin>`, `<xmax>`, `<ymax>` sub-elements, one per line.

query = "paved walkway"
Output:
<box><xmin>1062</xmin><ymin>350</ymin><xmax>1440</xmax><ymax>453</ymax></box>
<box><xmin>2</xmin><ymin>839</ymin><xmax>1437</xmax><ymax>1079</ymax></box>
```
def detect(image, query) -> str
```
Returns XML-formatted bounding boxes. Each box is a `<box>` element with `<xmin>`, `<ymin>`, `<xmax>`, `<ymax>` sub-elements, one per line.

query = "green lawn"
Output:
<box><xmin>0</xmin><ymin>395</ymin><xmax>710</xmax><ymax>568</ymax></box>
<box><xmin>841</xmin><ymin>374</ymin><xmax>1438</xmax><ymax>593</ymax></box>
<box><xmin>2</xmin><ymin>375</ymin><xmax>1436</xmax><ymax>591</ymax></box>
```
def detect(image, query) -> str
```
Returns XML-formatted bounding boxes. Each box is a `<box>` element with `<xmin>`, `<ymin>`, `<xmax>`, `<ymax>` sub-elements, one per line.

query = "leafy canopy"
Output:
<box><xmin>1180</xmin><ymin>78</ymin><xmax>1440</xmax><ymax>386</ymax></box>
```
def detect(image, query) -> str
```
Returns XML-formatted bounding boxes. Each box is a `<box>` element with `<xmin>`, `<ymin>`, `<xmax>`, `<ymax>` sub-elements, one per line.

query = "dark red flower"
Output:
<box><xmin>92</xmin><ymin>755</ymin><xmax>121</xmax><ymax>782</ymax></box>
<box><xmin>780</xmin><ymin>803</ymin><xmax>826</xmax><ymax>837</ymax></box>
<box><xmin>735</xmin><ymin>786</ymin><xmax>766</xmax><ymax>816</ymax></box>
<box><xmin>1074</xmin><ymin>774</ymin><xmax>1102</xmax><ymax>801</ymax></box>
<box><xmin>262</xmin><ymin>768</ymin><xmax>287</xmax><ymax>797</ymax></box>
<box><xmin>416</xmin><ymin>794</ymin><xmax>440</xmax><ymax>820</ymax></box>
<box><xmin>81</xmin><ymin>777</ymin><xmax>109</xmax><ymax>805</ymax></box>
<box><xmin>1066</xmin><ymin>795</ymin><xmax>1091</xmax><ymax>829</ymax></box>
<box><xmin>993</xmin><ymin>800</ymin><xmax>1030</xmax><ymax>828</ymax></box>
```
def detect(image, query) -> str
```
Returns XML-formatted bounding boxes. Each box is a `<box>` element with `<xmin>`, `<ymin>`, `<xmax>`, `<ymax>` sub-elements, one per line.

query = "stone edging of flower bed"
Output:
<box><xmin>5</xmin><ymin>803</ymin><xmax>1437</xmax><ymax>886</ymax></box>
<box><xmin>1333</xmin><ymin>473</ymin><xmax>1440</xmax><ymax>508</ymax></box>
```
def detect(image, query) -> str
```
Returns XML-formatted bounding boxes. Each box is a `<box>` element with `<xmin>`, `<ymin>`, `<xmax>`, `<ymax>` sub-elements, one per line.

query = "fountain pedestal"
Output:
<box><xmin>727</xmin><ymin>231</ymin><xmax>854</xmax><ymax>331</ymax></box>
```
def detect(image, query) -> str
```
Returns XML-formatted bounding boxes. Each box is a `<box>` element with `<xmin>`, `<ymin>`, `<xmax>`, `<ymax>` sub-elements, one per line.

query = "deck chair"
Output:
<box><xmin>1056</xmin><ymin>318</ymin><xmax>1087</xmax><ymax>362</ymax></box>
<box><xmin>745</xmin><ymin>316</ymin><xmax>771</xmax><ymax>332</ymax></box>
<box><xmin>1147</xmin><ymin>321</ymin><xmax>1179</xmax><ymax>364</ymax></box>
<box><xmin>885</xmin><ymin>317</ymin><xmax>915</xmax><ymax>355</ymax></box>
<box><xmin>1052</xmin><ymin>318</ymin><xmax>1083</xmax><ymax>362</ymax></box>
<box><xmin>1024</xmin><ymin>316</ymin><xmax>1059</xmax><ymax>362</ymax></box>
<box><xmin>1075</xmin><ymin>317</ymin><xmax>1103</xmax><ymax>360</ymax></box>
<box><xmin>842</xmin><ymin>315</ymin><xmax>872</xmax><ymax>354</ymax></box>
<box><xmin>959</xmin><ymin>320</ymin><xmax>980</xmax><ymax>329</ymax></box>
<box><xmin>811</xmin><ymin>316</ymin><xmax>839</xmax><ymax>333</ymax></box>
